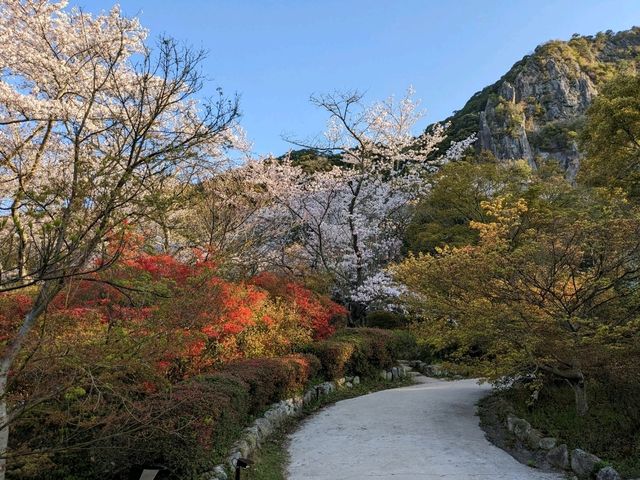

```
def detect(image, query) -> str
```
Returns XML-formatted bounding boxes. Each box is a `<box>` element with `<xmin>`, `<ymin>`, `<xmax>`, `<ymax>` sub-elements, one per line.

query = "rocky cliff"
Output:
<box><xmin>440</xmin><ymin>27</ymin><xmax>640</xmax><ymax>177</ymax></box>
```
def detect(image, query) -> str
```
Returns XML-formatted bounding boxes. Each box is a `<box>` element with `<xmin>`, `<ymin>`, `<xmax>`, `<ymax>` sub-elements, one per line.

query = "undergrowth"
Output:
<box><xmin>501</xmin><ymin>381</ymin><xmax>640</xmax><ymax>478</ymax></box>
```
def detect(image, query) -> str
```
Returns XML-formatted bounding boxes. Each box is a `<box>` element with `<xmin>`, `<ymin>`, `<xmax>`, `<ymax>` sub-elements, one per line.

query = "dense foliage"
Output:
<box><xmin>1</xmin><ymin>244</ymin><xmax>349</xmax><ymax>478</ymax></box>
<box><xmin>5</xmin><ymin>324</ymin><xmax>410</xmax><ymax>480</ymax></box>
<box><xmin>305</xmin><ymin>328</ymin><xmax>417</xmax><ymax>379</ymax></box>
<box><xmin>580</xmin><ymin>74</ymin><xmax>640</xmax><ymax>200</ymax></box>
<box><xmin>397</xmin><ymin>74</ymin><xmax>640</xmax><ymax>421</ymax></box>
<box><xmin>1</xmin><ymin>2</ymin><xmax>639</xmax><ymax>477</ymax></box>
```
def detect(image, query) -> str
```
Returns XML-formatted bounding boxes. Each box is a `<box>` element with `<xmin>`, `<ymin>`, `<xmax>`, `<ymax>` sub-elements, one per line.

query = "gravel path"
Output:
<box><xmin>287</xmin><ymin>376</ymin><xmax>563</xmax><ymax>479</ymax></box>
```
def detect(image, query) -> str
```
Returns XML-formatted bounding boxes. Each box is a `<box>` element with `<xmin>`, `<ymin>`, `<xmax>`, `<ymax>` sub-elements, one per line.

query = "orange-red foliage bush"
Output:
<box><xmin>1</xmin><ymin>248</ymin><xmax>349</xmax><ymax>480</ymax></box>
<box><xmin>8</xmin><ymin>249</ymin><xmax>346</xmax><ymax>382</ymax></box>
<box><xmin>251</xmin><ymin>272</ymin><xmax>347</xmax><ymax>339</ymax></box>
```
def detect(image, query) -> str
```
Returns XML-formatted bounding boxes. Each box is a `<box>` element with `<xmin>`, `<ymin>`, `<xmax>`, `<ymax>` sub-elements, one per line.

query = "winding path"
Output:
<box><xmin>287</xmin><ymin>376</ymin><xmax>562</xmax><ymax>479</ymax></box>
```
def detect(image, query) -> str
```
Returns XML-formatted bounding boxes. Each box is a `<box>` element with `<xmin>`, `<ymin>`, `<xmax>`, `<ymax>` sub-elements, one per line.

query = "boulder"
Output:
<box><xmin>596</xmin><ymin>466</ymin><xmax>622</xmax><ymax>480</ymax></box>
<box><xmin>242</xmin><ymin>428</ymin><xmax>259</xmax><ymax>450</ymax></box>
<box><xmin>353</xmin><ymin>376</ymin><xmax>360</xmax><ymax>385</ymax></box>
<box><xmin>254</xmin><ymin>418</ymin><xmax>273</xmax><ymax>438</ymax></box>
<box><xmin>511</xmin><ymin>417</ymin><xmax>532</xmax><ymax>441</ymax></box>
<box><xmin>391</xmin><ymin>367</ymin><xmax>399</xmax><ymax>380</ymax></box>
<box><xmin>571</xmin><ymin>448</ymin><xmax>602</xmax><ymax>478</ymax></box>
<box><xmin>233</xmin><ymin>439</ymin><xmax>250</xmax><ymax>458</ymax></box>
<box><xmin>317</xmin><ymin>381</ymin><xmax>336</xmax><ymax>396</ymax></box>
<box><xmin>264</xmin><ymin>407</ymin><xmax>284</xmax><ymax>425</ymax></box>
<box><xmin>539</xmin><ymin>437</ymin><xmax>557</xmax><ymax>450</ymax></box>
<box><xmin>525</xmin><ymin>428</ymin><xmax>544</xmax><ymax>449</ymax></box>
<box><xmin>385</xmin><ymin>371</ymin><xmax>393</xmax><ymax>381</ymax></box>
<box><xmin>292</xmin><ymin>396</ymin><xmax>304</xmax><ymax>414</ymax></box>
<box><xmin>227</xmin><ymin>450</ymin><xmax>241</xmax><ymax>469</ymax></box>
<box><xmin>303</xmin><ymin>388</ymin><xmax>317</xmax><ymax>405</ymax></box>
<box><xmin>345</xmin><ymin>382</ymin><xmax>353</xmax><ymax>388</ymax></box>
<box><xmin>546</xmin><ymin>444</ymin><xmax>570</xmax><ymax>470</ymax></box>
<box><xmin>213</xmin><ymin>465</ymin><xmax>227</xmax><ymax>480</ymax></box>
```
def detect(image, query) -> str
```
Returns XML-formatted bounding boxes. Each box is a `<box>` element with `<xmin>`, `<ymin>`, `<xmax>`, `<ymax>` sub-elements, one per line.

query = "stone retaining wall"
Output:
<box><xmin>505</xmin><ymin>413</ymin><xmax>631</xmax><ymax>480</ymax></box>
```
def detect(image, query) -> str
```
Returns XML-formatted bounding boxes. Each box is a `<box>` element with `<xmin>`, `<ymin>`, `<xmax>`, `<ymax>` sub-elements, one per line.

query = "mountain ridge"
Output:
<box><xmin>438</xmin><ymin>26</ymin><xmax>640</xmax><ymax>176</ymax></box>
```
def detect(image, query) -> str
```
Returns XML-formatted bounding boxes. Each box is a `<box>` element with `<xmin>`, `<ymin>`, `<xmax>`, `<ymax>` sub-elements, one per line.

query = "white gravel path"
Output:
<box><xmin>287</xmin><ymin>376</ymin><xmax>563</xmax><ymax>479</ymax></box>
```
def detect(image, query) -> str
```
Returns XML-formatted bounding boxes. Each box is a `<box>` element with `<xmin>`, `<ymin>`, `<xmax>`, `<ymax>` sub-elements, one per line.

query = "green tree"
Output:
<box><xmin>395</xmin><ymin>179</ymin><xmax>640</xmax><ymax>416</ymax></box>
<box><xmin>580</xmin><ymin>75</ymin><xmax>640</xmax><ymax>199</ymax></box>
<box><xmin>404</xmin><ymin>154</ymin><xmax>531</xmax><ymax>254</ymax></box>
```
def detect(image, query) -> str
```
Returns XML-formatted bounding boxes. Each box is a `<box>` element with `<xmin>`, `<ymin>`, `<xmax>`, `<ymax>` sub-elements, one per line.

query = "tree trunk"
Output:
<box><xmin>0</xmin><ymin>284</ymin><xmax>59</xmax><ymax>480</ymax></box>
<box><xmin>10</xmin><ymin>199</ymin><xmax>27</xmax><ymax>283</ymax></box>
<box><xmin>0</xmin><ymin>375</ymin><xmax>8</xmax><ymax>480</ymax></box>
<box><xmin>570</xmin><ymin>378</ymin><xmax>588</xmax><ymax>416</ymax></box>
<box><xmin>539</xmin><ymin>363</ymin><xmax>588</xmax><ymax>416</ymax></box>
<box><xmin>349</xmin><ymin>301</ymin><xmax>367</xmax><ymax>327</ymax></box>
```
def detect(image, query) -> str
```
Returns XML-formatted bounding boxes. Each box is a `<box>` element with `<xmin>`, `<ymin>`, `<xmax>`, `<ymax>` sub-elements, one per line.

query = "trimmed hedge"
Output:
<box><xmin>11</xmin><ymin>330</ymin><xmax>415</xmax><ymax>480</ymax></box>
<box><xmin>120</xmin><ymin>354</ymin><xmax>321</xmax><ymax>478</ymax></box>
<box><xmin>220</xmin><ymin>354</ymin><xmax>321</xmax><ymax>411</ymax></box>
<box><xmin>304</xmin><ymin>328</ymin><xmax>418</xmax><ymax>379</ymax></box>
<box><xmin>365</xmin><ymin>310</ymin><xmax>409</xmax><ymax>329</ymax></box>
<box><xmin>9</xmin><ymin>354</ymin><xmax>321</xmax><ymax>480</ymax></box>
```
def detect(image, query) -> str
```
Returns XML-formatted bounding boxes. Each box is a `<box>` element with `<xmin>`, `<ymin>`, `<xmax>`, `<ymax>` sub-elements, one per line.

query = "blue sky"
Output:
<box><xmin>72</xmin><ymin>1</ymin><xmax>640</xmax><ymax>156</ymax></box>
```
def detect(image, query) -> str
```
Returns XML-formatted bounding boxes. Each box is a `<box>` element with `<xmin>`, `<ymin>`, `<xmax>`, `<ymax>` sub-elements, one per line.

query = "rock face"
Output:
<box><xmin>440</xmin><ymin>27</ymin><xmax>640</xmax><ymax>178</ymax></box>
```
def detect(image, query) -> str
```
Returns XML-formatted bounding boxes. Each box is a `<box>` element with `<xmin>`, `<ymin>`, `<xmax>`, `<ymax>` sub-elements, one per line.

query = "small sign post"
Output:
<box><xmin>235</xmin><ymin>458</ymin><xmax>252</xmax><ymax>480</ymax></box>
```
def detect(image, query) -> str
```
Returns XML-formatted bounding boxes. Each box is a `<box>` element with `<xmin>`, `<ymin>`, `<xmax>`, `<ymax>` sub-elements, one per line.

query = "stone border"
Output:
<box><xmin>407</xmin><ymin>360</ymin><xmax>463</xmax><ymax>379</ymax></box>
<box><xmin>201</xmin><ymin>365</ymin><xmax>413</xmax><ymax>480</ymax></box>
<box><xmin>505</xmin><ymin>413</ymin><xmax>625</xmax><ymax>480</ymax></box>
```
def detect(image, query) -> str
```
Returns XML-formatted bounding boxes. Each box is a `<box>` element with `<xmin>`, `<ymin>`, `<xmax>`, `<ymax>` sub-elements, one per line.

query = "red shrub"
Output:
<box><xmin>12</xmin><ymin>248</ymin><xmax>342</xmax><ymax>382</ymax></box>
<box><xmin>0</xmin><ymin>293</ymin><xmax>33</xmax><ymax>342</ymax></box>
<box><xmin>251</xmin><ymin>272</ymin><xmax>347</xmax><ymax>339</ymax></box>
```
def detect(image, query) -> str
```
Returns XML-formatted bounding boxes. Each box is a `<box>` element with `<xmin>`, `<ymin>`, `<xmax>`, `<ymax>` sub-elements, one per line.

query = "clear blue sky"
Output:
<box><xmin>72</xmin><ymin>1</ymin><xmax>640</xmax><ymax>156</ymax></box>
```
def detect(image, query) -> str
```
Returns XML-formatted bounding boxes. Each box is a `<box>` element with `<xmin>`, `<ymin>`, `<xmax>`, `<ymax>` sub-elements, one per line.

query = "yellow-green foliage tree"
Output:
<box><xmin>580</xmin><ymin>74</ymin><xmax>640</xmax><ymax>200</ymax></box>
<box><xmin>404</xmin><ymin>153</ymin><xmax>531</xmax><ymax>254</ymax></box>
<box><xmin>395</xmin><ymin>176</ymin><xmax>640</xmax><ymax>416</ymax></box>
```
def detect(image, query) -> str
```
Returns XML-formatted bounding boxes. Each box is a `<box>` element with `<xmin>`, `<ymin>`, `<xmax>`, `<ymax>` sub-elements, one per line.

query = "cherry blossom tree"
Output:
<box><xmin>0</xmin><ymin>2</ymin><xmax>240</xmax><ymax>475</ymax></box>
<box><xmin>238</xmin><ymin>89</ymin><xmax>475</xmax><ymax>320</ymax></box>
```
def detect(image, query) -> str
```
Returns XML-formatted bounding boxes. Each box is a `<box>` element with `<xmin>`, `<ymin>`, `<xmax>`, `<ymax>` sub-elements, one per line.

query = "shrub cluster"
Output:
<box><xmin>8</xmin><ymin>355</ymin><xmax>321</xmax><ymax>480</ymax></box>
<box><xmin>365</xmin><ymin>310</ymin><xmax>408</xmax><ymax>329</ymax></box>
<box><xmin>10</xmin><ymin>327</ymin><xmax>418</xmax><ymax>479</ymax></box>
<box><xmin>4</xmin><ymin>251</ymin><xmax>409</xmax><ymax>480</ymax></box>
<box><xmin>305</xmin><ymin>328</ymin><xmax>418</xmax><ymax>379</ymax></box>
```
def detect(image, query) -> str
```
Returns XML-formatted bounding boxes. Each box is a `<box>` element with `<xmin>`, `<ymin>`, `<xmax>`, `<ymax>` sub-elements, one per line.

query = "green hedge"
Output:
<box><xmin>365</xmin><ymin>310</ymin><xmax>409</xmax><ymax>329</ymax></box>
<box><xmin>304</xmin><ymin>328</ymin><xmax>418</xmax><ymax>379</ymax></box>
<box><xmin>10</xmin><ymin>330</ymin><xmax>416</xmax><ymax>480</ymax></box>
<box><xmin>8</xmin><ymin>354</ymin><xmax>321</xmax><ymax>480</ymax></box>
